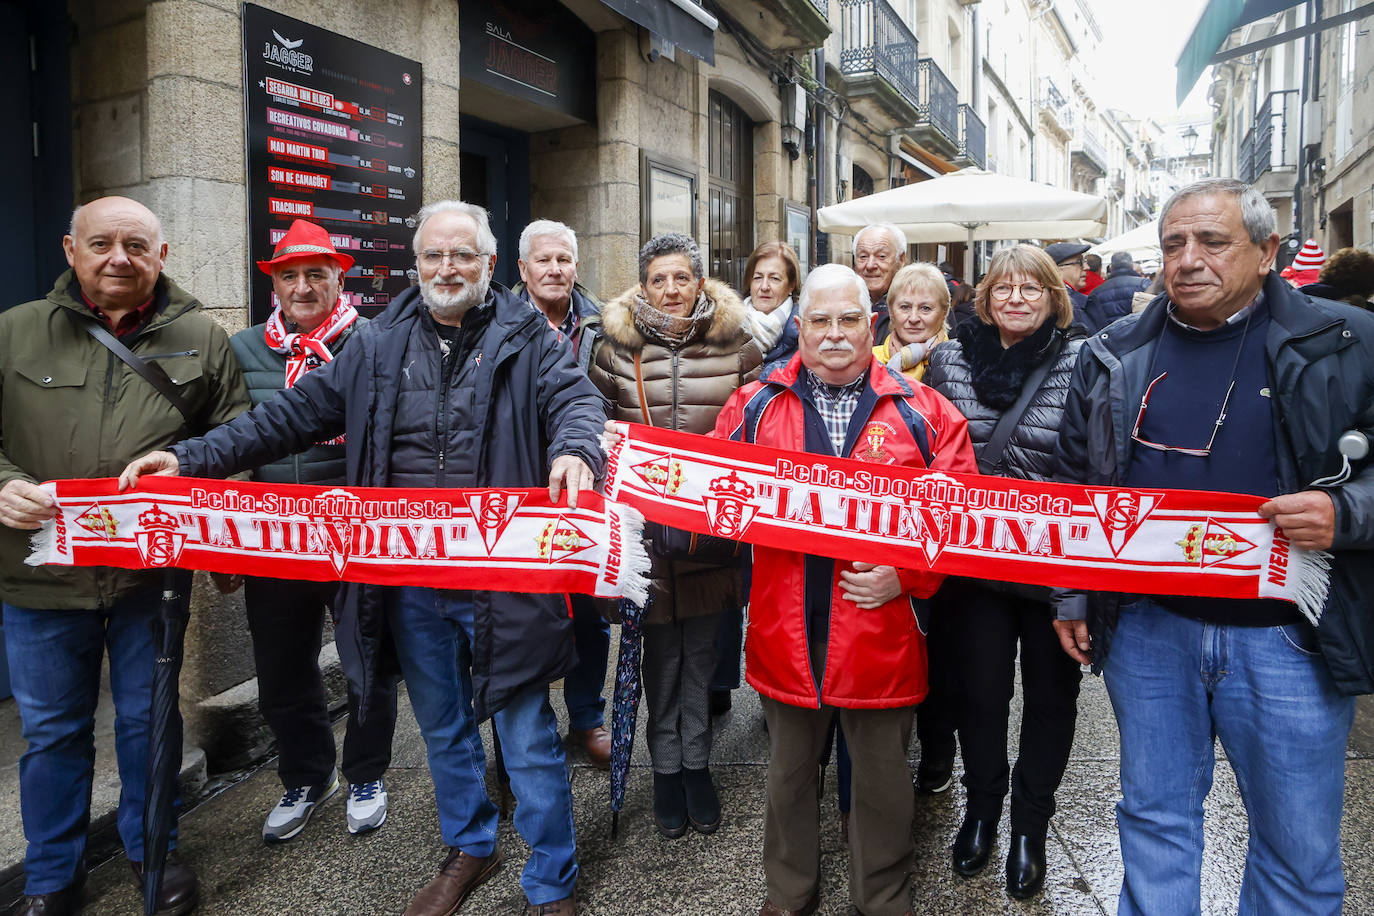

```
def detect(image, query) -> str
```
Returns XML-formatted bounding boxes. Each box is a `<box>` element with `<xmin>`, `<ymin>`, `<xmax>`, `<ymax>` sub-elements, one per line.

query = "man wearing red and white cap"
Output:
<box><xmin>230</xmin><ymin>219</ymin><xmax>398</xmax><ymax>843</ymax></box>
<box><xmin>1280</xmin><ymin>238</ymin><xmax>1325</xmax><ymax>287</ymax></box>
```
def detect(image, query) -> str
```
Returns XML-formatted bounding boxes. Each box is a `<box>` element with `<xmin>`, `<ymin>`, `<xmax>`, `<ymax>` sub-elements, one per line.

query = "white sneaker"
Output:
<box><xmin>346</xmin><ymin>778</ymin><xmax>388</xmax><ymax>835</ymax></box>
<box><xmin>263</xmin><ymin>770</ymin><xmax>339</xmax><ymax>842</ymax></box>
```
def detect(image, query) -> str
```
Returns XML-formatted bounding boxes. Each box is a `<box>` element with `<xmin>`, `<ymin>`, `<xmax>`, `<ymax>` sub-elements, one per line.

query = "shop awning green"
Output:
<box><xmin>1176</xmin><ymin>0</ymin><xmax>1303</xmax><ymax>104</ymax></box>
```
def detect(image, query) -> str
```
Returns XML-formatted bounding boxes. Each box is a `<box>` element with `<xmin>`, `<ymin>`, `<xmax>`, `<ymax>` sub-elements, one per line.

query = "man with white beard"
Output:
<box><xmin>119</xmin><ymin>200</ymin><xmax>609</xmax><ymax>916</ymax></box>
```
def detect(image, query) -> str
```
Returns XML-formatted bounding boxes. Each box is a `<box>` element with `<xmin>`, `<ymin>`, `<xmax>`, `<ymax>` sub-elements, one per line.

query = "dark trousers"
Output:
<box><xmin>950</xmin><ymin>580</ymin><xmax>1081</xmax><ymax>839</ymax></box>
<box><xmin>564</xmin><ymin>594</ymin><xmax>610</xmax><ymax>731</ymax></box>
<box><xmin>915</xmin><ymin>588</ymin><xmax>958</xmax><ymax>762</ymax></box>
<box><xmin>244</xmin><ymin>576</ymin><xmax>397</xmax><ymax>788</ymax></box>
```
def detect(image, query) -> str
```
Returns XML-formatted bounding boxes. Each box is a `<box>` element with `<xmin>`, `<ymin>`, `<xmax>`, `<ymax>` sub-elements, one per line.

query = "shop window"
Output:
<box><xmin>709</xmin><ymin>90</ymin><xmax>754</xmax><ymax>291</ymax></box>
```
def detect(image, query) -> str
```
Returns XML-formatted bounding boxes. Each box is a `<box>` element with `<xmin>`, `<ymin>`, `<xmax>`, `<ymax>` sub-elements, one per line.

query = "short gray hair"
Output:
<box><xmin>1159</xmin><ymin>177</ymin><xmax>1277</xmax><ymax>243</ymax></box>
<box><xmin>639</xmin><ymin>233</ymin><xmax>703</xmax><ymax>284</ymax></box>
<box><xmin>799</xmin><ymin>263</ymin><xmax>872</xmax><ymax>316</ymax></box>
<box><xmin>519</xmin><ymin>219</ymin><xmax>578</xmax><ymax>263</ymax></box>
<box><xmin>412</xmin><ymin>201</ymin><xmax>497</xmax><ymax>256</ymax></box>
<box><xmin>852</xmin><ymin>223</ymin><xmax>908</xmax><ymax>258</ymax></box>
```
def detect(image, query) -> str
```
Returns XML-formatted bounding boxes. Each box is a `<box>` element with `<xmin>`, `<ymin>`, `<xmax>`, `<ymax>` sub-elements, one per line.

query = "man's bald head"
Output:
<box><xmin>64</xmin><ymin>196</ymin><xmax>169</xmax><ymax>315</ymax></box>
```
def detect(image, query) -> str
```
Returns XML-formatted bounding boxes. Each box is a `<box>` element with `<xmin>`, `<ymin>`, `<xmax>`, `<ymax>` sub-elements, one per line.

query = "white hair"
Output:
<box><xmin>412</xmin><ymin>200</ymin><xmax>497</xmax><ymax>256</ymax></box>
<box><xmin>799</xmin><ymin>263</ymin><xmax>872</xmax><ymax>316</ymax></box>
<box><xmin>519</xmin><ymin>220</ymin><xmax>578</xmax><ymax>263</ymax></box>
<box><xmin>852</xmin><ymin>223</ymin><xmax>908</xmax><ymax>258</ymax></box>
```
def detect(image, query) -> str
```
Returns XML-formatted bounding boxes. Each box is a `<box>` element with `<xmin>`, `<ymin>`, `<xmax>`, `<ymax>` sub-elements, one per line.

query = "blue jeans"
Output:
<box><xmin>3</xmin><ymin>589</ymin><xmax>172</xmax><ymax>895</ymax></box>
<box><xmin>564</xmin><ymin>595</ymin><xmax>609</xmax><ymax>731</ymax></box>
<box><xmin>1104</xmin><ymin>600</ymin><xmax>1353</xmax><ymax>916</ymax></box>
<box><xmin>389</xmin><ymin>587</ymin><xmax>577</xmax><ymax>905</ymax></box>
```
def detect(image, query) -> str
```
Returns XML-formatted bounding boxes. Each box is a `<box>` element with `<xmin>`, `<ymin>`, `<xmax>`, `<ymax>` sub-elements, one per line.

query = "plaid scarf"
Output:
<box><xmin>264</xmin><ymin>298</ymin><xmax>360</xmax><ymax>387</ymax></box>
<box><xmin>631</xmin><ymin>290</ymin><xmax>717</xmax><ymax>348</ymax></box>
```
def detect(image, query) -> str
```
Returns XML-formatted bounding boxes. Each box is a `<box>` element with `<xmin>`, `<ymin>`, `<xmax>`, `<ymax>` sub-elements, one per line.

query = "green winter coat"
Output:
<box><xmin>0</xmin><ymin>269</ymin><xmax>251</xmax><ymax>608</ymax></box>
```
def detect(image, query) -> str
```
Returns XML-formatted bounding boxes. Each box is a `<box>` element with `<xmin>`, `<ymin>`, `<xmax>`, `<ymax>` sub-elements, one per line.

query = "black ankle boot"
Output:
<box><xmin>952</xmin><ymin>814</ymin><xmax>998</xmax><ymax>877</ymax></box>
<box><xmin>1006</xmin><ymin>833</ymin><xmax>1047</xmax><ymax>899</ymax></box>
<box><xmin>682</xmin><ymin>767</ymin><xmax>721</xmax><ymax>834</ymax></box>
<box><xmin>652</xmin><ymin>771</ymin><xmax>687</xmax><ymax>838</ymax></box>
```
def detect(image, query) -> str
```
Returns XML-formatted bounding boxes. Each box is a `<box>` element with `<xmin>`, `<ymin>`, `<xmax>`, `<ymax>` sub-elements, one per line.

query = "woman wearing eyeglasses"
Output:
<box><xmin>585</xmin><ymin>233</ymin><xmax>763</xmax><ymax>839</ymax></box>
<box><xmin>924</xmin><ymin>244</ymin><xmax>1088</xmax><ymax>900</ymax></box>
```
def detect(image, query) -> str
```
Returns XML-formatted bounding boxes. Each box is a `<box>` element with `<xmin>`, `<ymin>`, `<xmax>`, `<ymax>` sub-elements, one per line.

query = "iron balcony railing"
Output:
<box><xmin>957</xmin><ymin>103</ymin><xmax>986</xmax><ymax>168</ymax></box>
<box><xmin>1040</xmin><ymin>76</ymin><xmax>1073</xmax><ymax>132</ymax></box>
<box><xmin>838</xmin><ymin>0</ymin><xmax>921</xmax><ymax>110</ymax></box>
<box><xmin>805</xmin><ymin>0</ymin><xmax>829</xmax><ymax>15</ymax></box>
<box><xmin>1075</xmin><ymin>127</ymin><xmax>1108</xmax><ymax>172</ymax></box>
<box><xmin>1238</xmin><ymin>127</ymin><xmax>1256</xmax><ymax>183</ymax></box>
<box><xmin>917</xmin><ymin>57</ymin><xmax>958</xmax><ymax>146</ymax></box>
<box><xmin>1253</xmin><ymin>89</ymin><xmax>1298</xmax><ymax>179</ymax></box>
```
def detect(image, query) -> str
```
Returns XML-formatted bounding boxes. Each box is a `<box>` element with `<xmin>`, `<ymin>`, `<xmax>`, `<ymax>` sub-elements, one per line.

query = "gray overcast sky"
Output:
<box><xmin>1083</xmin><ymin>0</ymin><xmax>1214</xmax><ymax>123</ymax></box>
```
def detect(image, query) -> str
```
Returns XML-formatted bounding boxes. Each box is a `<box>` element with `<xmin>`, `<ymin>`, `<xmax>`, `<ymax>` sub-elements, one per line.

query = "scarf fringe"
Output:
<box><xmin>611</xmin><ymin>502</ymin><xmax>651</xmax><ymax>606</ymax></box>
<box><xmin>1290</xmin><ymin>547</ymin><xmax>1332</xmax><ymax>626</ymax></box>
<box><xmin>24</xmin><ymin>526</ymin><xmax>54</xmax><ymax>568</ymax></box>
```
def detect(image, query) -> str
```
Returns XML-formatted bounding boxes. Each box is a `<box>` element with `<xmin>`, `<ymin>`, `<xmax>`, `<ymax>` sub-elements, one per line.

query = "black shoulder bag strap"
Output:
<box><xmin>65</xmin><ymin>309</ymin><xmax>196</xmax><ymax>429</ymax></box>
<box><xmin>977</xmin><ymin>334</ymin><xmax>1065</xmax><ymax>475</ymax></box>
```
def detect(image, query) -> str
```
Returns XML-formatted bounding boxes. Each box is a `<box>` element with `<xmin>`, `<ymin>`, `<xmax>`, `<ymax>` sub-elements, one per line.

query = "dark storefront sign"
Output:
<box><xmin>242</xmin><ymin>4</ymin><xmax>423</xmax><ymax>323</ymax></box>
<box><xmin>598</xmin><ymin>0</ymin><xmax>716</xmax><ymax>64</ymax></box>
<box><xmin>459</xmin><ymin>0</ymin><xmax>595</xmax><ymax>123</ymax></box>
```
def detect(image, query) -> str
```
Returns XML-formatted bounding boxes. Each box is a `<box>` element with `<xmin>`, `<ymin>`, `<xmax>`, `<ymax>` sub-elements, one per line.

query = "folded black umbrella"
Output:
<box><xmin>142</xmin><ymin>570</ymin><xmax>190</xmax><ymax>915</ymax></box>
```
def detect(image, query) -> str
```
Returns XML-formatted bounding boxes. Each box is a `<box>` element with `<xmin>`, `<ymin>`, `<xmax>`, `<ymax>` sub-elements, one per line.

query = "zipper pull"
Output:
<box><xmin>438</xmin><ymin>449</ymin><xmax>445</xmax><ymax>470</ymax></box>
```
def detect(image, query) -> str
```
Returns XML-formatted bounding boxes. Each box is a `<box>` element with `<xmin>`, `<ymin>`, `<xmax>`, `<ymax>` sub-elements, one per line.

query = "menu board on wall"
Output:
<box><xmin>243</xmin><ymin>4</ymin><xmax>423</xmax><ymax>323</ymax></box>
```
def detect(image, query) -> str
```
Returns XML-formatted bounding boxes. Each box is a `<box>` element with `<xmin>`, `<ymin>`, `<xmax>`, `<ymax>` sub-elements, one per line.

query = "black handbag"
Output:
<box><xmin>647</xmin><ymin>522</ymin><xmax>745</xmax><ymax>564</ymax></box>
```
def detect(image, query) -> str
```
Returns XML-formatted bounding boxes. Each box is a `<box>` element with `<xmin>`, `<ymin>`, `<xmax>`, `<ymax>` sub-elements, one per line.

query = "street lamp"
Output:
<box><xmin>1182</xmin><ymin>125</ymin><xmax>1199</xmax><ymax>155</ymax></box>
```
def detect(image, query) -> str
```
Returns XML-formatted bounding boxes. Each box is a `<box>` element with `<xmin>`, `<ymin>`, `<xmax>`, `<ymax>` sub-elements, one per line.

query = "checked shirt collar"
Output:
<box><xmin>804</xmin><ymin>367</ymin><xmax>868</xmax><ymax>456</ymax></box>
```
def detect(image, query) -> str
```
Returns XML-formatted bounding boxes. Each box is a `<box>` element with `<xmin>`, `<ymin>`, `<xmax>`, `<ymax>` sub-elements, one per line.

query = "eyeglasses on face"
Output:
<box><xmin>803</xmin><ymin>313</ymin><xmax>868</xmax><ymax>332</ymax></box>
<box><xmin>419</xmin><ymin>249</ymin><xmax>484</xmax><ymax>268</ymax></box>
<box><xmin>989</xmin><ymin>283</ymin><xmax>1045</xmax><ymax>302</ymax></box>
<box><xmin>1131</xmin><ymin>372</ymin><xmax>1235</xmax><ymax>458</ymax></box>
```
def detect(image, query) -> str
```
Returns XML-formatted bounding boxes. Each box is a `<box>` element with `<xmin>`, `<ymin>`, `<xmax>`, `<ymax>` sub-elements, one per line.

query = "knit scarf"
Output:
<box><xmin>743</xmin><ymin>296</ymin><xmax>794</xmax><ymax>351</ymax></box>
<box><xmin>631</xmin><ymin>290</ymin><xmax>717</xmax><ymax>348</ymax></box>
<box><xmin>957</xmin><ymin>318</ymin><xmax>1058</xmax><ymax>410</ymax></box>
<box><xmin>265</xmin><ymin>299</ymin><xmax>360</xmax><ymax>388</ymax></box>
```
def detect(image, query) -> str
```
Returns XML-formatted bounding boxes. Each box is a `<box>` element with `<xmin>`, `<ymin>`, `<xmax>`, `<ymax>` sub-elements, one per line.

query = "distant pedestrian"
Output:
<box><xmin>1081</xmin><ymin>251</ymin><xmax>1149</xmax><ymax>333</ymax></box>
<box><xmin>1300</xmin><ymin>247</ymin><xmax>1374</xmax><ymax>309</ymax></box>
<box><xmin>1044</xmin><ymin>242</ymin><xmax>1090</xmax><ymax>315</ymax></box>
<box><xmin>1080</xmin><ymin>253</ymin><xmax>1105</xmax><ymax>294</ymax></box>
<box><xmin>1280</xmin><ymin>237</ymin><xmax>1324</xmax><ymax>287</ymax></box>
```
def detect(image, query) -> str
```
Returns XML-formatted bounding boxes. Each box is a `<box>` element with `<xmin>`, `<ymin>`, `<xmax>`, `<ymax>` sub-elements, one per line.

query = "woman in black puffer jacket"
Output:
<box><xmin>924</xmin><ymin>244</ymin><xmax>1087</xmax><ymax>901</ymax></box>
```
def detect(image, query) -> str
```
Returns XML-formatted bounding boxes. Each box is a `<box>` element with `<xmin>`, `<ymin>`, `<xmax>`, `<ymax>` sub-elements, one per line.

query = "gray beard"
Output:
<box><xmin>422</xmin><ymin>272</ymin><xmax>489</xmax><ymax>322</ymax></box>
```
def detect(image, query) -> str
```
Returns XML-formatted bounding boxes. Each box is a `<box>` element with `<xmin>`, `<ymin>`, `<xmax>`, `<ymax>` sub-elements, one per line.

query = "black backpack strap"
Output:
<box><xmin>65</xmin><ymin>309</ymin><xmax>196</xmax><ymax>429</ymax></box>
<box><xmin>977</xmin><ymin>334</ymin><xmax>1064</xmax><ymax>475</ymax></box>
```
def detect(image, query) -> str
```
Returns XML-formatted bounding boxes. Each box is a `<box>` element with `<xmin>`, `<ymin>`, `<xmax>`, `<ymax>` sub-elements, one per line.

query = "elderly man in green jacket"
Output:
<box><xmin>0</xmin><ymin>196</ymin><xmax>250</xmax><ymax>916</ymax></box>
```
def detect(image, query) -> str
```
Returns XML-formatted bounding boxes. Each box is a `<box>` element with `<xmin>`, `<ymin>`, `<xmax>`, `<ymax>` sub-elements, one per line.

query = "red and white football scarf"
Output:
<box><xmin>27</xmin><ymin>478</ymin><xmax>649</xmax><ymax>603</ymax></box>
<box><xmin>264</xmin><ymin>299</ymin><xmax>359</xmax><ymax>388</ymax></box>
<box><xmin>602</xmin><ymin>423</ymin><xmax>1331</xmax><ymax>624</ymax></box>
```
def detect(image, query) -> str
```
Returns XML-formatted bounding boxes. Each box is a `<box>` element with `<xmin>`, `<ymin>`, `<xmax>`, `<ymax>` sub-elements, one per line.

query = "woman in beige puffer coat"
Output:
<box><xmin>586</xmin><ymin>233</ymin><xmax>762</xmax><ymax>839</ymax></box>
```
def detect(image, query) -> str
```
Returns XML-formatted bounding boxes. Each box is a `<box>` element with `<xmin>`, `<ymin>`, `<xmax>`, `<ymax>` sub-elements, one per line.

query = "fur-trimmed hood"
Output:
<box><xmin>601</xmin><ymin>278</ymin><xmax>749</xmax><ymax>350</ymax></box>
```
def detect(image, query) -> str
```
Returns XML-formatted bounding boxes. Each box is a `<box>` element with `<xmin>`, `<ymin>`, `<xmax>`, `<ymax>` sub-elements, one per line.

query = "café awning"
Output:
<box><xmin>598</xmin><ymin>0</ymin><xmax>717</xmax><ymax>64</ymax></box>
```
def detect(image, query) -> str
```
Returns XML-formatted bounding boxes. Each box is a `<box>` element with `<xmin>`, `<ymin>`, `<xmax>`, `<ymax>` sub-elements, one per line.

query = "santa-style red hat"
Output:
<box><xmin>256</xmin><ymin>219</ymin><xmax>355</xmax><ymax>274</ymax></box>
<box><xmin>1291</xmin><ymin>238</ymin><xmax>1325</xmax><ymax>271</ymax></box>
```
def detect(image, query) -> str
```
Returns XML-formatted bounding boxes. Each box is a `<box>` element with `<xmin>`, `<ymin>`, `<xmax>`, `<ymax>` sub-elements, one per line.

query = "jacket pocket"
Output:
<box><xmin>13</xmin><ymin>359</ymin><xmax>88</xmax><ymax>390</ymax></box>
<box><xmin>149</xmin><ymin>355</ymin><xmax>204</xmax><ymax>388</ymax></box>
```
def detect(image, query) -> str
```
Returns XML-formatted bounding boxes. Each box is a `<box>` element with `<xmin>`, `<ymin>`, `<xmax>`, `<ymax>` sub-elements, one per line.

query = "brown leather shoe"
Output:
<box><xmin>757</xmin><ymin>892</ymin><xmax>819</xmax><ymax>916</ymax></box>
<box><xmin>129</xmin><ymin>857</ymin><xmax>199</xmax><ymax>916</ymax></box>
<box><xmin>10</xmin><ymin>871</ymin><xmax>85</xmax><ymax>916</ymax></box>
<box><xmin>403</xmin><ymin>847</ymin><xmax>502</xmax><ymax>916</ymax></box>
<box><xmin>569</xmin><ymin>726</ymin><xmax>611</xmax><ymax>769</ymax></box>
<box><xmin>523</xmin><ymin>892</ymin><xmax>576</xmax><ymax>915</ymax></box>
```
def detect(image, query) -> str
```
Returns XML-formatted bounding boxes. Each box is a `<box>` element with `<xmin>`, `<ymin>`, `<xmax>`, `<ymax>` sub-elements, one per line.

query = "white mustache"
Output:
<box><xmin>819</xmin><ymin>341</ymin><xmax>855</xmax><ymax>353</ymax></box>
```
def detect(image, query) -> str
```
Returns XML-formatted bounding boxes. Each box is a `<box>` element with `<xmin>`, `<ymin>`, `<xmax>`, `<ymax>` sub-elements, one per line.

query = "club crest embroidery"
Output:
<box><xmin>632</xmin><ymin>455</ymin><xmax>685</xmax><ymax>497</ymax></box>
<box><xmin>701</xmin><ymin>471</ymin><xmax>760</xmax><ymax>539</ymax></box>
<box><xmin>858</xmin><ymin>420</ymin><xmax>898</xmax><ymax>464</ymax></box>
<box><xmin>1177</xmin><ymin>519</ymin><xmax>1257</xmax><ymax>568</ymax></box>
<box><xmin>134</xmin><ymin>504</ymin><xmax>187</xmax><ymax>568</ymax></box>
<box><xmin>1087</xmin><ymin>489</ymin><xmax>1163</xmax><ymax>556</ymax></box>
<box><xmin>75</xmin><ymin>504</ymin><xmax>118</xmax><ymax>540</ymax></box>
<box><xmin>536</xmin><ymin>517</ymin><xmax>596</xmax><ymax>562</ymax></box>
<box><xmin>309</xmin><ymin>488</ymin><xmax>357</xmax><ymax>576</ymax></box>
<box><xmin>468</xmin><ymin>490</ymin><xmax>523</xmax><ymax>554</ymax></box>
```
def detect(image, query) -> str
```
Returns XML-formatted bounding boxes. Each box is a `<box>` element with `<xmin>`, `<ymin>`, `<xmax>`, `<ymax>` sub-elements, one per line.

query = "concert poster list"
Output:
<box><xmin>243</xmin><ymin>4</ymin><xmax>423</xmax><ymax>323</ymax></box>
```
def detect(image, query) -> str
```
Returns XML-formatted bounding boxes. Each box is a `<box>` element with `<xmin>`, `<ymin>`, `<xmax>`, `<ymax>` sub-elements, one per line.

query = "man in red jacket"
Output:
<box><xmin>714</xmin><ymin>264</ymin><xmax>977</xmax><ymax>916</ymax></box>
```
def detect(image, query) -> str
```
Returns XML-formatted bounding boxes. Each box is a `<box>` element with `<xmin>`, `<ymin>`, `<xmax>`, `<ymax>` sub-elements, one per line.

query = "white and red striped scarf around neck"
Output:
<box><xmin>264</xmin><ymin>299</ymin><xmax>360</xmax><ymax>387</ymax></box>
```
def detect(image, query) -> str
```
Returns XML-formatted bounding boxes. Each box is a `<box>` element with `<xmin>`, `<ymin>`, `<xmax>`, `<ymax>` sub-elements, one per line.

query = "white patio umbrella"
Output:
<box><xmin>1088</xmin><ymin>219</ymin><xmax>1161</xmax><ymax>262</ymax></box>
<box><xmin>817</xmin><ymin>167</ymin><xmax>1108</xmax><ymax>284</ymax></box>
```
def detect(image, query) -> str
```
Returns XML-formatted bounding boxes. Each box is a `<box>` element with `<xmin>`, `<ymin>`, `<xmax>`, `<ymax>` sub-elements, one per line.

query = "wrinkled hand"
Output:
<box><xmin>1257</xmin><ymin>490</ymin><xmax>1335</xmax><ymax>551</ymax></box>
<box><xmin>118</xmin><ymin>451</ymin><xmax>181</xmax><ymax>492</ymax></box>
<box><xmin>602</xmin><ymin>419</ymin><xmax>624</xmax><ymax>448</ymax></box>
<box><xmin>209</xmin><ymin>572</ymin><xmax>243</xmax><ymax>594</ymax></box>
<box><xmin>838</xmin><ymin>561</ymin><xmax>902</xmax><ymax>609</ymax></box>
<box><xmin>0</xmin><ymin>479</ymin><xmax>57</xmax><ymax>530</ymax></box>
<box><xmin>1053</xmin><ymin>619</ymin><xmax>1091</xmax><ymax>666</ymax></box>
<box><xmin>548</xmin><ymin>455</ymin><xmax>595</xmax><ymax>510</ymax></box>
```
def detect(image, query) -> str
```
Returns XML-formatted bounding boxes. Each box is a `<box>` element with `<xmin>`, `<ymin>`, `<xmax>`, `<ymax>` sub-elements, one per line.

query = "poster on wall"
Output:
<box><xmin>242</xmin><ymin>3</ymin><xmax>423</xmax><ymax>324</ymax></box>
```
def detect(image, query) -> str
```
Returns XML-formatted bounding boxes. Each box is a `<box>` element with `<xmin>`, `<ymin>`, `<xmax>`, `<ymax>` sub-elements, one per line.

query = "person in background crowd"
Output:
<box><xmin>233</xmin><ymin>219</ymin><xmax>398</xmax><ymax>843</ymax></box>
<box><xmin>1082</xmin><ymin>251</ymin><xmax>1149</xmax><ymax>333</ymax></box>
<box><xmin>1044</xmin><ymin>242</ymin><xmax>1090</xmax><ymax>315</ymax></box>
<box><xmin>741</xmin><ymin>241</ymin><xmax>803</xmax><ymax>367</ymax></box>
<box><xmin>925</xmin><ymin>244</ymin><xmax>1088</xmax><ymax>901</ymax></box>
<box><xmin>1080</xmin><ymin>253</ymin><xmax>1105</xmax><ymax>295</ymax></box>
<box><xmin>948</xmin><ymin>279</ymin><xmax>978</xmax><ymax>334</ymax></box>
<box><xmin>1280</xmin><ymin>237</ymin><xmax>1324</xmax><ymax>287</ymax></box>
<box><xmin>853</xmin><ymin>223</ymin><xmax>908</xmax><ymax>342</ymax></box>
<box><xmin>587</xmin><ymin>233</ymin><xmax>762</xmax><ymax>839</ymax></box>
<box><xmin>715</xmin><ymin>264</ymin><xmax>974</xmax><ymax>916</ymax></box>
<box><xmin>873</xmin><ymin>263</ymin><xmax>950</xmax><ymax>381</ymax></box>
<box><xmin>1</xmin><ymin>196</ymin><xmax>252</xmax><ymax>916</ymax></box>
<box><xmin>512</xmin><ymin>219</ymin><xmax>613</xmax><ymax>769</ymax></box>
<box><xmin>1300</xmin><ymin>246</ymin><xmax>1374</xmax><ymax>309</ymax></box>
<box><xmin>1054</xmin><ymin>177</ymin><xmax>1374</xmax><ymax>915</ymax></box>
<box><xmin>937</xmin><ymin>260</ymin><xmax>964</xmax><ymax>299</ymax></box>
<box><xmin>119</xmin><ymin>200</ymin><xmax>607</xmax><ymax>916</ymax></box>
<box><xmin>1130</xmin><ymin>272</ymin><xmax>1165</xmax><ymax>314</ymax></box>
